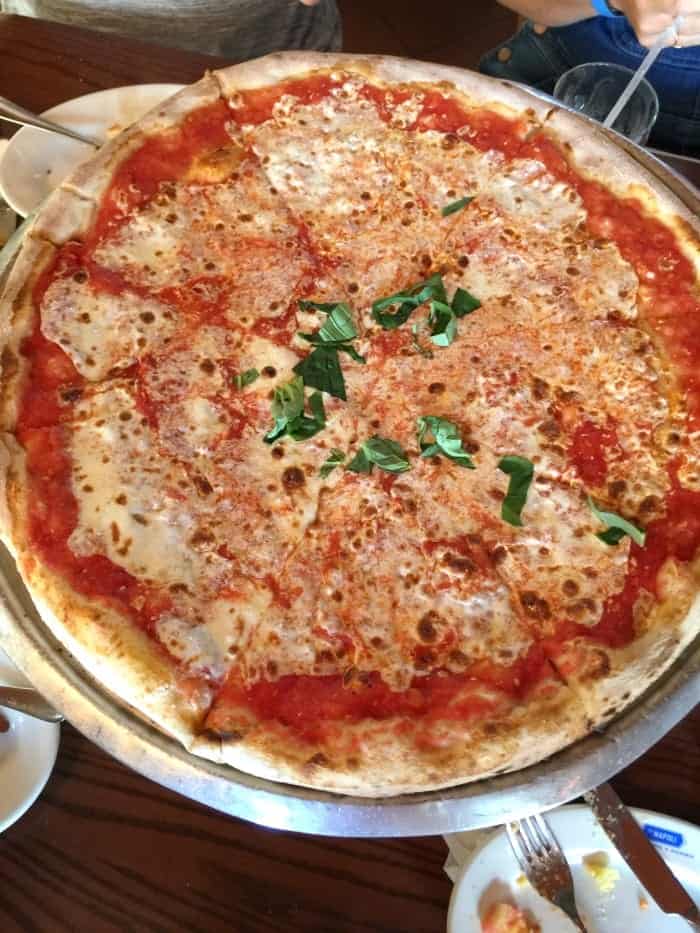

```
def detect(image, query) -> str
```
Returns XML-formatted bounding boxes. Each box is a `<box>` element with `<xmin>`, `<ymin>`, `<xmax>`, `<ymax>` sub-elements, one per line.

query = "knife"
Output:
<box><xmin>584</xmin><ymin>783</ymin><xmax>700</xmax><ymax>930</ymax></box>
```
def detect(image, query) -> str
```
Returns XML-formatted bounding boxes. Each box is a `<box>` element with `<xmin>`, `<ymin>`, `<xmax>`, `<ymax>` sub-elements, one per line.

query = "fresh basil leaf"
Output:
<box><xmin>588</xmin><ymin>496</ymin><xmax>646</xmax><ymax>547</ymax></box>
<box><xmin>336</xmin><ymin>343</ymin><xmax>366</xmax><ymax>364</ymax></box>
<box><xmin>428</xmin><ymin>301</ymin><xmax>457</xmax><ymax>347</ymax></box>
<box><xmin>264</xmin><ymin>375</ymin><xmax>305</xmax><ymax>442</ymax></box>
<box><xmin>287</xmin><ymin>392</ymin><xmax>326</xmax><ymax>441</ymax></box>
<box><xmin>597</xmin><ymin>527</ymin><xmax>628</xmax><ymax>546</ymax></box>
<box><xmin>417</xmin><ymin>416</ymin><xmax>475</xmax><ymax>469</ymax></box>
<box><xmin>371</xmin><ymin>273</ymin><xmax>448</xmax><ymax>330</ymax></box>
<box><xmin>441</xmin><ymin>195</ymin><xmax>474</xmax><ymax>217</ymax></box>
<box><xmin>498</xmin><ymin>455</ymin><xmax>534</xmax><ymax>526</ymax></box>
<box><xmin>452</xmin><ymin>287</ymin><xmax>481</xmax><ymax>317</ymax></box>
<box><xmin>320</xmin><ymin>448</ymin><xmax>345</xmax><ymax>478</ymax></box>
<box><xmin>298</xmin><ymin>301</ymin><xmax>357</xmax><ymax>343</ymax></box>
<box><xmin>294</xmin><ymin>345</ymin><xmax>347</xmax><ymax>400</ymax></box>
<box><xmin>233</xmin><ymin>368</ymin><xmax>259</xmax><ymax>390</ymax></box>
<box><xmin>346</xmin><ymin>447</ymin><xmax>372</xmax><ymax>473</ymax></box>
<box><xmin>347</xmin><ymin>435</ymin><xmax>411</xmax><ymax>474</ymax></box>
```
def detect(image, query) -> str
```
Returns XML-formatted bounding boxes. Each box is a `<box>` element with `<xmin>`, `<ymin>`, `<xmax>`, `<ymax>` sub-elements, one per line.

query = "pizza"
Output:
<box><xmin>0</xmin><ymin>53</ymin><xmax>698</xmax><ymax>797</ymax></box>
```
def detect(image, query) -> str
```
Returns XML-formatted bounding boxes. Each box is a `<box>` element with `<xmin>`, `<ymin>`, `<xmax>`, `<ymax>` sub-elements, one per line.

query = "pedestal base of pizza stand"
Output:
<box><xmin>0</xmin><ymin>539</ymin><xmax>698</xmax><ymax>837</ymax></box>
<box><xmin>0</xmin><ymin>98</ymin><xmax>698</xmax><ymax>837</ymax></box>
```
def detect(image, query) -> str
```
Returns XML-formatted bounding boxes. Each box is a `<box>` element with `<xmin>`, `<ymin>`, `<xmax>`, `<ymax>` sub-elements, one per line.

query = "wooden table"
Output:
<box><xmin>0</xmin><ymin>14</ymin><xmax>697</xmax><ymax>932</ymax></box>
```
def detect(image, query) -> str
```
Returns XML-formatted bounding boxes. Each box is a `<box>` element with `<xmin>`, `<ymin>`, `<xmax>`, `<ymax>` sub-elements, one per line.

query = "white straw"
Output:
<box><xmin>603</xmin><ymin>16</ymin><xmax>683</xmax><ymax>130</ymax></box>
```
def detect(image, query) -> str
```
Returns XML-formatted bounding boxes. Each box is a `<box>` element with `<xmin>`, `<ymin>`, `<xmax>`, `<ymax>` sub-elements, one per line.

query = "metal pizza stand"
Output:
<box><xmin>0</xmin><ymin>97</ymin><xmax>698</xmax><ymax>838</ymax></box>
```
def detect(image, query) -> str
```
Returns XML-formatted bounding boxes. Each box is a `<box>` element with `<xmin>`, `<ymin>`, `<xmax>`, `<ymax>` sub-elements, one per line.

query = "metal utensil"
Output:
<box><xmin>0</xmin><ymin>95</ymin><xmax>101</xmax><ymax>147</ymax></box>
<box><xmin>0</xmin><ymin>685</ymin><xmax>64</xmax><ymax>723</ymax></box>
<box><xmin>585</xmin><ymin>783</ymin><xmax>700</xmax><ymax>930</ymax></box>
<box><xmin>506</xmin><ymin>813</ymin><xmax>588</xmax><ymax>931</ymax></box>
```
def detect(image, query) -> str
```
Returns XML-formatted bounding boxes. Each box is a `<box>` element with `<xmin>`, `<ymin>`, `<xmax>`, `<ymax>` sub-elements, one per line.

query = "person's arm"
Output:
<box><xmin>498</xmin><ymin>0</ymin><xmax>681</xmax><ymax>46</ymax></box>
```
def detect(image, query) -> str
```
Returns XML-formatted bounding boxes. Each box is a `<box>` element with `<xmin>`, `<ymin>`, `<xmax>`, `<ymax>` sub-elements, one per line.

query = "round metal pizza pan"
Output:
<box><xmin>0</xmin><ymin>97</ymin><xmax>698</xmax><ymax>838</ymax></box>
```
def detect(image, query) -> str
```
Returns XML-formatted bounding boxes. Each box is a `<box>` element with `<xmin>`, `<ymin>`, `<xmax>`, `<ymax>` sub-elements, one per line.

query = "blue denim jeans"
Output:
<box><xmin>480</xmin><ymin>17</ymin><xmax>700</xmax><ymax>156</ymax></box>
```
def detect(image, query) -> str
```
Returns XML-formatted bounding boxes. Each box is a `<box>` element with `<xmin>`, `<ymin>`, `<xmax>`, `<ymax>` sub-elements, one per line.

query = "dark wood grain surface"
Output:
<box><xmin>0</xmin><ymin>12</ymin><xmax>697</xmax><ymax>933</ymax></box>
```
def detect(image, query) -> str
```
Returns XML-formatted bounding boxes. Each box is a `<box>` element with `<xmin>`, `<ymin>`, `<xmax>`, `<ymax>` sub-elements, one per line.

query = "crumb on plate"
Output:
<box><xmin>481</xmin><ymin>902</ymin><xmax>540</xmax><ymax>933</ymax></box>
<box><xmin>583</xmin><ymin>851</ymin><xmax>620</xmax><ymax>894</ymax></box>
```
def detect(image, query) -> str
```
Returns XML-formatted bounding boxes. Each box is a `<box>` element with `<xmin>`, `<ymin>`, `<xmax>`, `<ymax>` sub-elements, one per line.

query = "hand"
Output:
<box><xmin>674</xmin><ymin>0</ymin><xmax>700</xmax><ymax>46</ymax></box>
<box><xmin>298</xmin><ymin>0</ymin><xmax>320</xmax><ymax>4</ymax></box>
<box><xmin>611</xmin><ymin>0</ymin><xmax>680</xmax><ymax>47</ymax></box>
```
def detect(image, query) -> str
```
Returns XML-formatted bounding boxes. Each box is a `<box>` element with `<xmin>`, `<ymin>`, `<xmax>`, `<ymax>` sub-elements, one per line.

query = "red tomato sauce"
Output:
<box><xmin>89</xmin><ymin>99</ymin><xmax>232</xmax><ymax>245</ymax></box>
<box><xmin>569</xmin><ymin>419</ymin><xmax>620</xmax><ymax>486</ymax></box>
<box><xmin>213</xmin><ymin>644</ymin><xmax>549</xmax><ymax>742</ymax></box>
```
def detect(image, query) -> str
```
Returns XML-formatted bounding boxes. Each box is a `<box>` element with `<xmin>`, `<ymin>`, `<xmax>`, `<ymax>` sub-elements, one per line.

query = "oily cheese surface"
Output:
<box><xmin>0</xmin><ymin>54</ymin><xmax>699</xmax><ymax>796</ymax></box>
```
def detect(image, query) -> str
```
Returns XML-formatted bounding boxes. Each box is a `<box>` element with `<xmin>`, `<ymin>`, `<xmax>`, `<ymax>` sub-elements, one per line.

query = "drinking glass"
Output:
<box><xmin>553</xmin><ymin>62</ymin><xmax>659</xmax><ymax>145</ymax></box>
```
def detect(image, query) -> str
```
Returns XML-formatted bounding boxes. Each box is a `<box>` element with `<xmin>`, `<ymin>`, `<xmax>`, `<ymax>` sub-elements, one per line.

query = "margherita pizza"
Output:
<box><xmin>0</xmin><ymin>53</ymin><xmax>698</xmax><ymax>796</ymax></box>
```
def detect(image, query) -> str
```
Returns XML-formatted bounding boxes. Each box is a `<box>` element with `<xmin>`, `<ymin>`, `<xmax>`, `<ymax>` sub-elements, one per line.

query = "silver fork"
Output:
<box><xmin>506</xmin><ymin>813</ymin><xmax>588</xmax><ymax>932</ymax></box>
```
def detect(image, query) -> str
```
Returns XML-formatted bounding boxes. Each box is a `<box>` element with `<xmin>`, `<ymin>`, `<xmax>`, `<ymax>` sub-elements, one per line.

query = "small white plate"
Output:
<box><xmin>0</xmin><ymin>84</ymin><xmax>184</xmax><ymax>217</ymax></box>
<box><xmin>448</xmin><ymin>804</ymin><xmax>700</xmax><ymax>932</ymax></box>
<box><xmin>0</xmin><ymin>646</ymin><xmax>59</xmax><ymax>833</ymax></box>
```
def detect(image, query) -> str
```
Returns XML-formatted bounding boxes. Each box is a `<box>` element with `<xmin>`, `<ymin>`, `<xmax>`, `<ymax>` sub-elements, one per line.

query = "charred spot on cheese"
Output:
<box><xmin>519</xmin><ymin>591</ymin><xmax>551</xmax><ymax>621</ymax></box>
<box><xmin>282</xmin><ymin>466</ymin><xmax>305</xmax><ymax>489</ymax></box>
<box><xmin>417</xmin><ymin>611</ymin><xmax>441</xmax><ymax>642</ymax></box>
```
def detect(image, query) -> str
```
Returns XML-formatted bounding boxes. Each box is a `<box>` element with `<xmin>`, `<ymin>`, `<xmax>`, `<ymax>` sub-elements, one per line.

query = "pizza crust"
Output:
<box><xmin>191</xmin><ymin>678</ymin><xmax>590</xmax><ymax>797</ymax></box>
<box><xmin>29</xmin><ymin>186</ymin><xmax>97</xmax><ymax>247</ymax></box>
<box><xmin>559</xmin><ymin>558</ymin><xmax>700</xmax><ymax>727</ymax></box>
<box><xmin>2</xmin><ymin>446</ymin><xmax>207</xmax><ymax>748</ymax></box>
<box><xmin>540</xmin><ymin>108</ymin><xmax>700</xmax><ymax>275</ymax></box>
<box><xmin>0</xmin><ymin>238</ymin><xmax>56</xmax><ymax>432</ymax></box>
<box><xmin>212</xmin><ymin>51</ymin><xmax>554</xmax><ymax>123</ymax></box>
<box><xmin>63</xmin><ymin>73</ymin><xmax>224</xmax><ymax>205</ymax></box>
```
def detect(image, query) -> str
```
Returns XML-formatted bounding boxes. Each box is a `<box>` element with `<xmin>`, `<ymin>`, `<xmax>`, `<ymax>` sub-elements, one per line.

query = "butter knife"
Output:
<box><xmin>585</xmin><ymin>783</ymin><xmax>700</xmax><ymax>930</ymax></box>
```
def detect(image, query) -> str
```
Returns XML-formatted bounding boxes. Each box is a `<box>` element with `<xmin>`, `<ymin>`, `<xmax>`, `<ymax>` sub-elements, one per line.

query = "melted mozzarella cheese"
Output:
<box><xmin>68</xmin><ymin>384</ymin><xmax>222</xmax><ymax>589</ymax></box>
<box><xmin>41</xmin><ymin>276</ymin><xmax>176</xmax><ymax>380</ymax></box>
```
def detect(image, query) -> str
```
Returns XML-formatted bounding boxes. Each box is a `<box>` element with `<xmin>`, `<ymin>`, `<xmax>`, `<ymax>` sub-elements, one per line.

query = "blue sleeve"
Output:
<box><xmin>590</xmin><ymin>0</ymin><xmax>624</xmax><ymax>16</ymax></box>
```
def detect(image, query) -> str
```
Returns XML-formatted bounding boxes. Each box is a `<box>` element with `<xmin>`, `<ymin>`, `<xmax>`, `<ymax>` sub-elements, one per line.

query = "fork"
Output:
<box><xmin>506</xmin><ymin>813</ymin><xmax>588</xmax><ymax>932</ymax></box>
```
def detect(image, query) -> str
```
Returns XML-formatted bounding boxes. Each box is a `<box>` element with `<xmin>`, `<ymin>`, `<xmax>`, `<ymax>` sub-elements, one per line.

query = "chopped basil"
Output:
<box><xmin>264</xmin><ymin>377</ymin><xmax>326</xmax><ymax>443</ymax></box>
<box><xmin>452</xmin><ymin>287</ymin><xmax>481</xmax><ymax>317</ymax></box>
<box><xmin>371</xmin><ymin>273</ymin><xmax>448</xmax><ymax>330</ymax></box>
<box><xmin>588</xmin><ymin>496</ymin><xmax>646</xmax><ymax>547</ymax></box>
<box><xmin>372</xmin><ymin>274</ymin><xmax>481</xmax><ymax>350</ymax></box>
<box><xmin>287</xmin><ymin>391</ymin><xmax>326</xmax><ymax>441</ymax></box>
<box><xmin>296</xmin><ymin>300</ymin><xmax>365</xmax><ymax>399</ymax></box>
<box><xmin>441</xmin><ymin>195</ymin><xmax>474</xmax><ymax>217</ymax></box>
<box><xmin>498</xmin><ymin>455</ymin><xmax>534</xmax><ymax>526</ymax></box>
<box><xmin>320</xmin><ymin>448</ymin><xmax>345</xmax><ymax>478</ymax></box>
<box><xmin>417</xmin><ymin>416</ymin><xmax>475</xmax><ymax>469</ymax></box>
<box><xmin>233</xmin><ymin>368</ymin><xmax>259</xmax><ymax>390</ymax></box>
<box><xmin>347</xmin><ymin>435</ymin><xmax>411</xmax><ymax>474</ymax></box>
<box><xmin>298</xmin><ymin>300</ymin><xmax>358</xmax><ymax>343</ymax></box>
<box><xmin>428</xmin><ymin>301</ymin><xmax>457</xmax><ymax>347</ymax></box>
<box><xmin>336</xmin><ymin>343</ymin><xmax>367</xmax><ymax>364</ymax></box>
<box><xmin>294</xmin><ymin>345</ymin><xmax>347</xmax><ymax>401</ymax></box>
<box><xmin>264</xmin><ymin>376</ymin><xmax>305</xmax><ymax>442</ymax></box>
<box><xmin>346</xmin><ymin>446</ymin><xmax>372</xmax><ymax>474</ymax></box>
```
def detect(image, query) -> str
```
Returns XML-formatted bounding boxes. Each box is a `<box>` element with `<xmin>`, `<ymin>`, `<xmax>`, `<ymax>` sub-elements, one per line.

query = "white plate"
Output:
<box><xmin>0</xmin><ymin>646</ymin><xmax>59</xmax><ymax>833</ymax></box>
<box><xmin>0</xmin><ymin>84</ymin><xmax>184</xmax><ymax>217</ymax></box>
<box><xmin>448</xmin><ymin>804</ymin><xmax>700</xmax><ymax>932</ymax></box>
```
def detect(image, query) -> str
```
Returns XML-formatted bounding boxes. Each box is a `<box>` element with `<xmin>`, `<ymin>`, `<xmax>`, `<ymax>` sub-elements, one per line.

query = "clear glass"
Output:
<box><xmin>553</xmin><ymin>63</ymin><xmax>660</xmax><ymax>145</ymax></box>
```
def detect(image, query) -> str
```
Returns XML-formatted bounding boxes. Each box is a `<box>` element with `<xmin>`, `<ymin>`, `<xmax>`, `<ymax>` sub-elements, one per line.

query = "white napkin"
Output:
<box><xmin>443</xmin><ymin>828</ymin><xmax>500</xmax><ymax>882</ymax></box>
